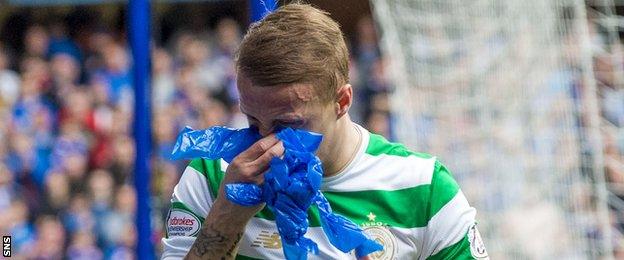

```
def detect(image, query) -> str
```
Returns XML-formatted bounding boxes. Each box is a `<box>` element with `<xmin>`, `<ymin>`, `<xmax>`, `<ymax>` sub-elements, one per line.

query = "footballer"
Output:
<box><xmin>162</xmin><ymin>3</ymin><xmax>487</xmax><ymax>260</ymax></box>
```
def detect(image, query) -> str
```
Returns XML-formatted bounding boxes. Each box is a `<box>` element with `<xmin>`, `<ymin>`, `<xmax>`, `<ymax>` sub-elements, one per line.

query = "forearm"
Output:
<box><xmin>184</xmin><ymin>222</ymin><xmax>243</xmax><ymax>260</ymax></box>
<box><xmin>184</xmin><ymin>199</ymin><xmax>256</xmax><ymax>260</ymax></box>
<box><xmin>183</xmin><ymin>134</ymin><xmax>280</xmax><ymax>259</ymax></box>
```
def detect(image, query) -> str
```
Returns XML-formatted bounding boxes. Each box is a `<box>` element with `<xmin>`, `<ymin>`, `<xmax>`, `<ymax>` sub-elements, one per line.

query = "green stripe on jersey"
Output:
<box><xmin>189</xmin><ymin>158</ymin><xmax>223</xmax><ymax>199</ymax></box>
<box><xmin>429</xmin><ymin>161</ymin><xmax>460</xmax><ymax>217</ymax></box>
<box><xmin>426</xmin><ymin>234</ymin><xmax>474</xmax><ymax>260</ymax></box>
<box><xmin>322</xmin><ymin>162</ymin><xmax>458</xmax><ymax>228</ymax></box>
<box><xmin>251</xmin><ymin>187</ymin><xmax>433</xmax><ymax>228</ymax></box>
<box><xmin>218</xmin><ymin>163</ymin><xmax>457</xmax><ymax>228</ymax></box>
<box><xmin>366</xmin><ymin>133</ymin><xmax>433</xmax><ymax>159</ymax></box>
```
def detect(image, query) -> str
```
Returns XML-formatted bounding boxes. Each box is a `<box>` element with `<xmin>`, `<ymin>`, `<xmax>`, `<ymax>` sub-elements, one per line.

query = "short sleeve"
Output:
<box><xmin>421</xmin><ymin>161</ymin><xmax>488</xmax><ymax>260</ymax></box>
<box><xmin>161</xmin><ymin>159</ymin><xmax>225</xmax><ymax>259</ymax></box>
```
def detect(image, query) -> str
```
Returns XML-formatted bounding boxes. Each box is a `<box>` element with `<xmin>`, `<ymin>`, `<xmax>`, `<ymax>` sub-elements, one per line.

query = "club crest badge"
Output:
<box><xmin>360</xmin><ymin>212</ymin><xmax>399</xmax><ymax>260</ymax></box>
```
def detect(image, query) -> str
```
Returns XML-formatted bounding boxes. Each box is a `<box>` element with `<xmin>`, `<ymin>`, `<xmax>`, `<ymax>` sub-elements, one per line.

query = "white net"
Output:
<box><xmin>587</xmin><ymin>0</ymin><xmax>624</xmax><ymax>259</ymax></box>
<box><xmin>370</xmin><ymin>0</ymin><xmax>621</xmax><ymax>258</ymax></box>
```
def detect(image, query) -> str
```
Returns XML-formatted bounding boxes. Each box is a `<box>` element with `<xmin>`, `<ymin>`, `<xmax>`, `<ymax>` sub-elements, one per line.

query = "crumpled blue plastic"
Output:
<box><xmin>171</xmin><ymin>126</ymin><xmax>383</xmax><ymax>259</ymax></box>
<box><xmin>170</xmin><ymin>126</ymin><xmax>261</xmax><ymax>163</ymax></box>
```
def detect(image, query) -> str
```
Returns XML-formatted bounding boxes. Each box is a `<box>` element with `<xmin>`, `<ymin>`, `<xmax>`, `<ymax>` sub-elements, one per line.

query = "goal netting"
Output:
<box><xmin>370</xmin><ymin>0</ymin><xmax>622</xmax><ymax>258</ymax></box>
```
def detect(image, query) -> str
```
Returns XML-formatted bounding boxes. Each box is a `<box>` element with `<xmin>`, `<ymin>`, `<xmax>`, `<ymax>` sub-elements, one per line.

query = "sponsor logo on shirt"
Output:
<box><xmin>359</xmin><ymin>212</ymin><xmax>398</xmax><ymax>260</ymax></box>
<box><xmin>468</xmin><ymin>223</ymin><xmax>488</xmax><ymax>259</ymax></box>
<box><xmin>251</xmin><ymin>230</ymin><xmax>282</xmax><ymax>249</ymax></box>
<box><xmin>166</xmin><ymin>208</ymin><xmax>201</xmax><ymax>237</ymax></box>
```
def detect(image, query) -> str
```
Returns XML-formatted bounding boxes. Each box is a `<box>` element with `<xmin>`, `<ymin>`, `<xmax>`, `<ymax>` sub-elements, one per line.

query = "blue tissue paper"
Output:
<box><xmin>171</xmin><ymin>126</ymin><xmax>383</xmax><ymax>259</ymax></box>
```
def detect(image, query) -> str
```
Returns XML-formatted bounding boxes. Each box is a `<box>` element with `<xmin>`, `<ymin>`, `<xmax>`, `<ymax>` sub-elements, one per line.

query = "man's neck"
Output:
<box><xmin>319</xmin><ymin>117</ymin><xmax>361</xmax><ymax>178</ymax></box>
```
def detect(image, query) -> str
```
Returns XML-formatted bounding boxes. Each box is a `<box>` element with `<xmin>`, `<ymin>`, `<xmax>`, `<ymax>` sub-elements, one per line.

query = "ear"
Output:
<box><xmin>335</xmin><ymin>84</ymin><xmax>353</xmax><ymax>118</ymax></box>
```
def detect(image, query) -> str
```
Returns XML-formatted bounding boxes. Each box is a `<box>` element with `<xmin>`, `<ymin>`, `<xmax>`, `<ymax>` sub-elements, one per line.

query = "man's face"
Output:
<box><xmin>237</xmin><ymin>75</ymin><xmax>337</xmax><ymax>141</ymax></box>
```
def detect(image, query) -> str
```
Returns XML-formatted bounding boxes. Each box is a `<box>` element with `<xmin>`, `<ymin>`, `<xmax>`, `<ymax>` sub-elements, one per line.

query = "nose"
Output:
<box><xmin>248</xmin><ymin>123</ymin><xmax>274</xmax><ymax>137</ymax></box>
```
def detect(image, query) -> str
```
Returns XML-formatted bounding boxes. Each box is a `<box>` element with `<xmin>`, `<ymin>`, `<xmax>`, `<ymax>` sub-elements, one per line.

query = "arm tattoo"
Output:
<box><xmin>226</xmin><ymin>233</ymin><xmax>243</xmax><ymax>258</ymax></box>
<box><xmin>189</xmin><ymin>222</ymin><xmax>243</xmax><ymax>259</ymax></box>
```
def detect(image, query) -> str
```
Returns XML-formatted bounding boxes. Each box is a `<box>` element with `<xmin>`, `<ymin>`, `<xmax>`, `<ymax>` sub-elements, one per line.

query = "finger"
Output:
<box><xmin>250</xmin><ymin>141</ymin><xmax>285</xmax><ymax>172</ymax></box>
<box><xmin>237</xmin><ymin>134</ymin><xmax>279</xmax><ymax>161</ymax></box>
<box><xmin>250</xmin><ymin>171</ymin><xmax>267</xmax><ymax>185</ymax></box>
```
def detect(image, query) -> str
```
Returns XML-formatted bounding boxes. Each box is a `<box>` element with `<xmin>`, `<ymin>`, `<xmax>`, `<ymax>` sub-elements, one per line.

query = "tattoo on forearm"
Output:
<box><xmin>189</xmin><ymin>222</ymin><xmax>243</xmax><ymax>259</ymax></box>
<box><xmin>225</xmin><ymin>233</ymin><xmax>243</xmax><ymax>257</ymax></box>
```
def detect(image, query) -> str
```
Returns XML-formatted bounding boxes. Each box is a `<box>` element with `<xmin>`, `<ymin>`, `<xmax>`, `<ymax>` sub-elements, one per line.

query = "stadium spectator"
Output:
<box><xmin>5</xmin><ymin>200</ymin><xmax>35</xmax><ymax>255</ymax></box>
<box><xmin>0</xmin><ymin>45</ymin><xmax>20</xmax><ymax>107</ymax></box>
<box><xmin>23</xmin><ymin>25</ymin><xmax>49</xmax><ymax>59</ymax></box>
<box><xmin>67</xmin><ymin>230</ymin><xmax>104</xmax><ymax>260</ymax></box>
<box><xmin>25</xmin><ymin>215</ymin><xmax>66</xmax><ymax>259</ymax></box>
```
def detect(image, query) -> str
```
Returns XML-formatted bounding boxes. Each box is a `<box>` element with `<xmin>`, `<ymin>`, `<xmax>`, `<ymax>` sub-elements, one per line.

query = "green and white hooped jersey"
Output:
<box><xmin>161</xmin><ymin>124</ymin><xmax>488</xmax><ymax>260</ymax></box>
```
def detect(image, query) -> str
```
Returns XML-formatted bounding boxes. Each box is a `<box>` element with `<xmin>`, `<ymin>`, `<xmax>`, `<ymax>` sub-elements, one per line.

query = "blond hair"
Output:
<box><xmin>236</xmin><ymin>4</ymin><xmax>349</xmax><ymax>102</ymax></box>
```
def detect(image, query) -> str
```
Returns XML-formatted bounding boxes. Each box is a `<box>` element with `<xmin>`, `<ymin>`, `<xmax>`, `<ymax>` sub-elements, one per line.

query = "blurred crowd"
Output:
<box><xmin>0</xmin><ymin>7</ymin><xmax>391</xmax><ymax>259</ymax></box>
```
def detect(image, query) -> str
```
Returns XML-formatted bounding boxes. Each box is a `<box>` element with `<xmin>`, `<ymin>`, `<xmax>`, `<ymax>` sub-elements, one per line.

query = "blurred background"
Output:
<box><xmin>0</xmin><ymin>0</ymin><xmax>621</xmax><ymax>259</ymax></box>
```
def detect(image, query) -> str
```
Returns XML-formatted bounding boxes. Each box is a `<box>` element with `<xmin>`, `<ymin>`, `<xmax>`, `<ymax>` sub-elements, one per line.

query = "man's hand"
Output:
<box><xmin>185</xmin><ymin>134</ymin><xmax>284</xmax><ymax>260</ymax></box>
<box><xmin>221</xmin><ymin>133</ymin><xmax>284</xmax><ymax>187</ymax></box>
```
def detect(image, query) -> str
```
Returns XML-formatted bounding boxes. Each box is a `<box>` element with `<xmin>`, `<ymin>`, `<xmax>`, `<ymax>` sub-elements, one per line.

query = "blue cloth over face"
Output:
<box><xmin>171</xmin><ymin>126</ymin><xmax>383</xmax><ymax>259</ymax></box>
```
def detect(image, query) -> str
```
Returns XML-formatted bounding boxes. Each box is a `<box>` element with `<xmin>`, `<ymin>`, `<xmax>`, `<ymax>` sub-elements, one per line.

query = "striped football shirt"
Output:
<box><xmin>161</xmin><ymin>124</ymin><xmax>488</xmax><ymax>259</ymax></box>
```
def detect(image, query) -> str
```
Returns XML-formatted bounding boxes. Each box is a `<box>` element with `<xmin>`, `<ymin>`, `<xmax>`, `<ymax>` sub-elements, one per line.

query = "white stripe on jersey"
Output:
<box><xmin>172</xmin><ymin>166</ymin><xmax>214</xmax><ymax>217</ymax></box>
<box><xmin>321</xmin><ymin>153</ymin><xmax>436</xmax><ymax>192</ymax></box>
<box><xmin>162</xmin><ymin>236</ymin><xmax>195</xmax><ymax>259</ymax></box>
<box><xmin>421</xmin><ymin>190</ymin><xmax>476</xmax><ymax>259</ymax></box>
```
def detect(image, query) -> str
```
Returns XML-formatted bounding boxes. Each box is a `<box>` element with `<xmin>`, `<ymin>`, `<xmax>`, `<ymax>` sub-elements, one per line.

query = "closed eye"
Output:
<box><xmin>274</xmin><ymin>119</ymin><xmax>306</xmax><ymax>129</ymax></box>
<box><xmin>241</xmin><ymin>109</ymin><xmax>306</xmax><ymax>130</ymax></box>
